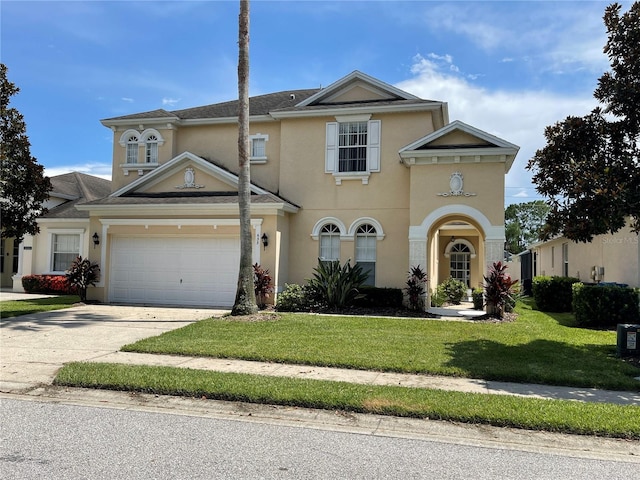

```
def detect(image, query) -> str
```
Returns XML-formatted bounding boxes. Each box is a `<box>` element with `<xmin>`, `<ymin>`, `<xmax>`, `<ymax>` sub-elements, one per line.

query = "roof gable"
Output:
<box><xmin>399</xmin><ymin>120</ymin><xmax>520</xmax><ymax>172</ymax></box>
<box><xmin>296</xmin><ymin>71</ymin><xmax>419</xmax><ymax>107</ymax></box>
<box><xmin>110</xmin><ymin>152</ymin><xmax>269</xmax><ymax>198</ymax></box>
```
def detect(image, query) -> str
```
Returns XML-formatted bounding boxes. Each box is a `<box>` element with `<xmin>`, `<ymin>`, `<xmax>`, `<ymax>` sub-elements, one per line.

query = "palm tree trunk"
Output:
<box><xmin>231</xmin><ymin>0</ymin><xmax>257</xmax><ymax>315</ymax></box>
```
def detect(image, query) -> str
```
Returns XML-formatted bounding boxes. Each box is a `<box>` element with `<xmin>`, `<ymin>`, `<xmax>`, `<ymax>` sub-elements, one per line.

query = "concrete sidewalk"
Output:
<box><xmin>1</xmin><ymin>301</ymin><xmax>639</xmax><ymax>406</ymax></box>
<box><xmin>88</xmin><ymin>351</ymin><xmax>640</xmax><ymax>406</ymax></box>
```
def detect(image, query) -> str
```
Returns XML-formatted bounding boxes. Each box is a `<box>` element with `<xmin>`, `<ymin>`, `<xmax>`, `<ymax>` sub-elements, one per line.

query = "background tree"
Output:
<box><xmin>527</xmin><ymin>2</ymin><xmax>639</xmax><ymax>242</ymax></box>
<box><xmin>504</xmin><ymin>200</ymin><xmax>550</xmax><ymax>253</ymax></box>
<box><xmin>231</xmin><ymin>0</ymin><xmax>258</xmax><ymax>315</ymax></box>
<box><xmin>0</xmin><ymin>63</ymin><xmax>51</xmax><ymax>244</ymax></box>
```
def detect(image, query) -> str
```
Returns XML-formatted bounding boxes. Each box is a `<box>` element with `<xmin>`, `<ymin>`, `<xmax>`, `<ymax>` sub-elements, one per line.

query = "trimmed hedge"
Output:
<box><xmin>22</xmin><ymin>274</ymin><xmax>76</xmax><ymax>295</ymax></box>
<box><xmin>532</xmin><ymin>276</ymin><xmax>580</xmax><ymax>312</ymax></box>
<box><xmin>572</xmin><ymin>283</ymin><xmax>640</xmax><ymax>328</ymax></box>
<box><xmin>353</xmin><ymin>286</ymin><xmax>403</xmax><ymax>308</ymax></box>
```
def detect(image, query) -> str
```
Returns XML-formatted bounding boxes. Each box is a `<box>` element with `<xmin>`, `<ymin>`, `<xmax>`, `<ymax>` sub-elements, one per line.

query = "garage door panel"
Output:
<box><xmin>109</xmin><ymin>236</ymin><xmax>240</xmax><ymax>307</ymax></box>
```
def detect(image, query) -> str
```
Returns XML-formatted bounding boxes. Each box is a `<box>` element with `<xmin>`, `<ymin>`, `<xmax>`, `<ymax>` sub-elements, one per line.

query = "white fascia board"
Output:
<box><xmin>399</xmin><ymin>146</ymin><xmax>519</xmax><ymax>160</ymax></box>
<box><xmin>180</xmin><ymin>115</ymin><xmax>275</xmax><ymax>126</ymax></box>
<box><xmin>101</xmin><ymin>117</ymin><xmax>181</xmax><ymax>128</ymax></box>
<box><xmin>76</xmin><ymin>202</ymin><xmax>297</xmax><ymax>216</ymax></box>
<box><xmin>36</xmin><ymin>218</ymin><xmax>87</xmax><ymax>224</ymax></box>
<box><xmin>270</xmin><ymin>102</ymin><xmax>444</xmax><ymax>120</ymax></box>
<box><xmin>101</xmin><ymin>218</ymin><xmax>263</xmax><ymax>227</ymax></box>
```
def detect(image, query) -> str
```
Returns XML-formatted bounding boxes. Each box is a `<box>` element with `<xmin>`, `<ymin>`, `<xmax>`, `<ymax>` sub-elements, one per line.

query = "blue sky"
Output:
<box><xmin>2</xmin><ymin>0</ymin><xmax>627</xmax><ymax>204</ymax></box>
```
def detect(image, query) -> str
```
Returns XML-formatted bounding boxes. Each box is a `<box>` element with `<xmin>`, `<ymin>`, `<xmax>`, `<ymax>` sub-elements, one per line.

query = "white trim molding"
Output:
<box><xmin>311</xmin><ymin>217</ymin><xmax>348</xmax><ymax>240</ymax></box>
<box><xmin>347</xmin><ymin>217</ymin><xmax>385</xmax><ymax>240</ymax></box>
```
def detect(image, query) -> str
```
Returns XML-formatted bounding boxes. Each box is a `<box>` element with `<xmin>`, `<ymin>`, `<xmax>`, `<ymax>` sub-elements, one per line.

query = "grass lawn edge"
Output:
<box><xmin>54</xmin><ymin>362</ymin><xmax>640</xmax><ymax>440</ymax></box>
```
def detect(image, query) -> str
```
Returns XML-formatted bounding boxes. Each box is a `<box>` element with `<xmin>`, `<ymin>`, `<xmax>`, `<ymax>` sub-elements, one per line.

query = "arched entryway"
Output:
<box><xmin>409</xmin><ymin>204</ymin><xmax>506</xmax><ymax>307</ymax></box>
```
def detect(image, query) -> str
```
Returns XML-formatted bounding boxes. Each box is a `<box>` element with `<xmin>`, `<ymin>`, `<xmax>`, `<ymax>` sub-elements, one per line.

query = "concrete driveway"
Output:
<box><xmin>0</xmin><ymin>300</ymin><xmax>227</xmax><ymax>393</ymax></box>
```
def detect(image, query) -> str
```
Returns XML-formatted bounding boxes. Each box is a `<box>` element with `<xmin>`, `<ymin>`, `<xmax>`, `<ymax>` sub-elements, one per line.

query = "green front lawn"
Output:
<box><xmin>0</xmin><ymin>295</ymin><xmax>80</xmax><ymax>318</ymax></box>
<box><xmin>122</xmin><ymin>301</ymin><xmax>640</xmax><ymax>391</ymax></box>
<box><xmin>55</xmin><ymin>362</ymin><xmax>640</xmax><ymax>439</ymax></box>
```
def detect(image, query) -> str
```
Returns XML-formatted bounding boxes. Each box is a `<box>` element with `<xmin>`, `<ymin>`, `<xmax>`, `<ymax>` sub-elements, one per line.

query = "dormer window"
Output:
<box><xmin>126</xmin><ymin>135</ymin><xmax>139</xmax><ymax>163</ymax></box>
<box><xmin>145</xmin><ymin>134</ymin><xmax>158</xmax><ymax>164</ymax></box>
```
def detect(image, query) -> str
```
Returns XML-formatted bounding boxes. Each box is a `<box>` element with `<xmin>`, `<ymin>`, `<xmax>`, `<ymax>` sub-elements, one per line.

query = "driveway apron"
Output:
<box><xmin>0</xmin><ymin>304</ymin><xmax>227</xmax><ymax>392</ymax></box>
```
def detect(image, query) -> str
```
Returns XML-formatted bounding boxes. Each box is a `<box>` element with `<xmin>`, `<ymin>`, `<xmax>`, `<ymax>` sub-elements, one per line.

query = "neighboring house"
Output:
<box><xmin>66</xmin><ymin>70</ymin><xmax>517</xmax><ymax>307</ymax></box>
<box><xmin>11</xmin><ymin>172</ymin><xmax>112</xmax><ymax>291</ymax></box>
<box><xmin>523</xmin><ymin>221</ymin><xmax>640</xmax><ymax>288</ymax></box>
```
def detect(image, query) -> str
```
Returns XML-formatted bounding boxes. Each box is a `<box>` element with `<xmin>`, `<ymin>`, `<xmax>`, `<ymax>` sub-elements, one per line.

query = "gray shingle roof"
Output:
<box><xmin>41</xmin><ymin>172</ymin><xmax>112</xmax><ymax>219</ymax></box>
<box><xmin>103</xmin><ymin>89</ymin><xmax>320</xmax><ymax>122</ymax></box>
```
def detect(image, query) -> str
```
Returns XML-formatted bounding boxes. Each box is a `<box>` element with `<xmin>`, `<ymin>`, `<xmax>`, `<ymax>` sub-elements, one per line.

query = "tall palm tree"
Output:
<box><xmin>231</xmin><ymin>0</ymin><xmax>258</xmax><ymax>315</ymax></box>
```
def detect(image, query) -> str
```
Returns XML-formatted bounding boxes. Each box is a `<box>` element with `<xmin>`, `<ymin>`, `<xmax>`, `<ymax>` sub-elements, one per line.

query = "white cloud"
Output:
<box><xmin>513</xmin><ymin>189</ymin><xmax>529</xmax><ymax>198</ymax></box>
<box><xmin>121</xmin><ymin>97</ymin><xmax>134</xmax><ymax>103</ymax></box>
<box><xmin>45</xmin><ymin>163</ymin><xmax>112</xmax><ymax>181</ymax></box>
<box><xmin>162</xmin><ymin>97</ymin><xmax>181</xmax><ymax>107</ymax></box>
<box><xmin>396</xmin><ymin>54</ymin><xmax>598</xmax><ymax>202</ymax></box>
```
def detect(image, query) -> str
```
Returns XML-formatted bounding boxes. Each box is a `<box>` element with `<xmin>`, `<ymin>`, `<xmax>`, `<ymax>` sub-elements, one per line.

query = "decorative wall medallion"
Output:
<box><xmin>176</xmin><ymin>167</ymin><xmax>204</xmax><ymax>189</ymax></box>
<box><xmin>437</xmin><ymin>171</ymin><xmax>477</xmax><ymax>197</ymax></box>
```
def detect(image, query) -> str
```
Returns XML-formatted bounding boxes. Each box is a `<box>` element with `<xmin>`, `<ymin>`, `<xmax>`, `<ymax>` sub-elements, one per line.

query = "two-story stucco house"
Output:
<box><xmin>19</xmin><ymin>71</ymin><xmax>519</xmax><ymax>307</ymax></box>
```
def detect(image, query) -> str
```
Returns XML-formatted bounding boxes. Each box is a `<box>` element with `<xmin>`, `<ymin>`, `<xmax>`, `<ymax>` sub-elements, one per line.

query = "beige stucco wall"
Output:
<box><xmin>409</xmin><ymin>163</ymin><xmax>505</xmax><ymax>227</ymax></box>
<box><xmin>97</xmin><ymin>93</ymin><xmax>514</xmax><ymax>305</ymax></box>
<box><xmin>532</xmin><ymin>224</ymin><xmax>639</xmax><ymax>287</ymax></box>
<box><xmin>109</xmin><ymin>127</ymin><xmax>177</xmax><ymax>193</ymax></box>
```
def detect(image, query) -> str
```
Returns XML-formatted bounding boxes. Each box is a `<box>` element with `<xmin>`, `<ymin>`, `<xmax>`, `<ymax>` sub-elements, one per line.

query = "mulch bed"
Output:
<box><xmin>230</xmin><ymin>305</ymin><xmax>516</xmax><ymax>323</ymax></box>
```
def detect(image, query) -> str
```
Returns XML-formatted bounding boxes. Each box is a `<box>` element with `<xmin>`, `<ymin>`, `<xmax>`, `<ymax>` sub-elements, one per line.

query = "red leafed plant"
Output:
<box><xmin>483</xmin><ymin>261</ymin><xmax>518</xmax><ymax>319</ymax></box>
<box><xmin>253</xmin><ymin>263</ymin><xmax>274</xmax><ymax>309</ymax></box>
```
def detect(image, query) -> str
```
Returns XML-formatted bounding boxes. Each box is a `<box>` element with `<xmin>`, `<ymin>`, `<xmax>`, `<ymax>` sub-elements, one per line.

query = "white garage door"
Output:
<box><xmin>109</xmin><ymin>236</ymin><xmax>240</xmax><ymax>307</ymax></box>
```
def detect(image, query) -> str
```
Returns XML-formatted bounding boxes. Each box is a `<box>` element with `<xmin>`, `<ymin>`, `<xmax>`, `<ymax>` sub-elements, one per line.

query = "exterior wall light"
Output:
<box><xmin>93</xmin><ymin>232</ymin><xmax>100</xmax><ymax>248</ymax></box>
<box><xmin>261</xmin><ymin>233</ymin><xmax>268</xmax><ymax>250</ymax></box>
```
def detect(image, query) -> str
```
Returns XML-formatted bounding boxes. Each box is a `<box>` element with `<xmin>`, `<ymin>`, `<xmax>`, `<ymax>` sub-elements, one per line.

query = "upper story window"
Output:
<box><xmin>119</xmin><ymin>129</ymin><xmax>165</xmax><ymax>176</ymax></box>
<box><xmin>339</xmin><ymin>122</ymin><xmax>367</xmax><ymax>172</ymax></box>
<box><xmin>319</xmin><ymin>223</ymin><xmax>341</xmax><ymax>261</ymax></box>
<box><xmin>249</xmin><ymin>133</ymin><xmax>269</xmax><ymax>164</ymax></box>
<box><xmin>145</xmin><ymin>134</ymin><xmax>159</xmax><ymax>164</ymax></box>
<box><xmin>325</xmin><ymin>116</ymin><xmax>380</xmax><ymax>185</ymax></box>
<box><xmin>126</xmin><ymin>135</ymin><xmax>139</xmax><ymax>164</ymax></box>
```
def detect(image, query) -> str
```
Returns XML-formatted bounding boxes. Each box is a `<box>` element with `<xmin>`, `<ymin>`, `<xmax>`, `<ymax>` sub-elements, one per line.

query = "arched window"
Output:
<box><xmin>145</xmin><ymin>134</ymin><xmax>158</xmax><ymax>164</ymax></box>
<box><xmin>355</xmin><ymin>224</ymin><xmax>376</xmax><ymax>286</ymax></box>
<box><xmin>126</xmin><ymin>135</ymin><xmax>139</xmax><ymax>163</ymax></box>
<box><xmin>449</xmin><ymin>242</ymin><xmax>471</xmax><ymax>287</ymax></box>
<box><xmin>319</xmin><ymin>223</ymin><xmax>340</xmax><ymax>261</ymax></box>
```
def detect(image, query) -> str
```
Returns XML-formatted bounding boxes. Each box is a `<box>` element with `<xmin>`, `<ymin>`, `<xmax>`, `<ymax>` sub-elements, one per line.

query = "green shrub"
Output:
<box><xmin>572</xmin><ymin>283</ymin><xmax>640</xmax><ymax>328</ymax></box>
<box><xmin>353</xmin><ymin>286</ymin><xmax>403</xmax><ymax>308</ymax></box>
<box><xmin>405</xmin><ymin>265</ymin><xmax>428</xmax><ymax>311</ymax></box>
<box><xmin>430</xmin><ymin>289</ymin><xmax>446</xmax><ymax>308</ymax></box>
<box><xmin>472</xmin><ymin>288</ymin><xmax>484</xmax><ymax>310</ymax></box>
<box><xmin>532</xmin><ymin>276</ymin><xmax>580</xmax><ymax>312</ymax></box>
<box><xmin>21</xmin><ymin>274</ymin><xmax>75</xmax><ymax>294</ymax></box>
<box><xmin>275</xmin><ymin>284</ymin><xmax>311</xmax><ymax>312</ymax></box>
<box><xmin>437</xmin><ymin>277</ymin><xmax>467</xmax><ymax>305</ymax></box>
<box><xmin>307</xmin><ymin>259</ymin><xmax>369</xmax><ymax>310</ymax></box>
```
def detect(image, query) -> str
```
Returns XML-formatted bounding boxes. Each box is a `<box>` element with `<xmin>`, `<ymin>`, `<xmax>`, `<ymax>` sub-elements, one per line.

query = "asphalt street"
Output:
<box><xmin>1</xmin><ymin>396</ymin><xmax>638</xmax><ymax>480</ymax></box>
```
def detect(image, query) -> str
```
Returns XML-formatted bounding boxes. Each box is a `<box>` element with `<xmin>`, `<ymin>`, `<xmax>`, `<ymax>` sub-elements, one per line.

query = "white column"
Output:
<box><xmin>12</xmin><ymin>234</ymin><xmax>33</xmax><ymax>291</ymax></box>
<box><xmin>409</xmin><ymin>226</ymin><xmax>428</xmax><ymax>310</ymax></box>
